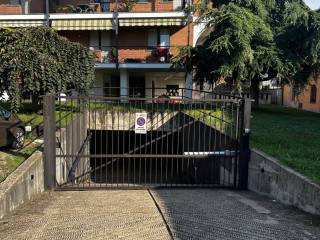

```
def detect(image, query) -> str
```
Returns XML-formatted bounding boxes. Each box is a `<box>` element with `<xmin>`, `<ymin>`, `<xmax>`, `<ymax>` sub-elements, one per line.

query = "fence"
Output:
<box><xmin>43</xmin><ymin>92</ymin><xmax>251</xmax><ymax>190</ymax></box>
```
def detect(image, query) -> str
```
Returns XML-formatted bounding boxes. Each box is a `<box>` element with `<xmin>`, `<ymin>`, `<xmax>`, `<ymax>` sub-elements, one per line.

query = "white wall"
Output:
<box><xmin>192</xmin><ymin>16</ymin><xmax>207</xmax><ymax>47</ymax></box>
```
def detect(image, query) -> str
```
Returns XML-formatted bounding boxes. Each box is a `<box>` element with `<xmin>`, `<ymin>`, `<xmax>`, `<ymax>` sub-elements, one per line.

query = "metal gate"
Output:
<box><xmin>43</xmin><ymin>93</ymin><xmax>251</xmax><ymax>190</ymax></box>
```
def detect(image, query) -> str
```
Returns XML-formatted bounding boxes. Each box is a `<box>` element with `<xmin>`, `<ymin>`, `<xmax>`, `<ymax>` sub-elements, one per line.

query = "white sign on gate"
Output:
<box><xmin>135</xmin><ymin>113</ymin><xmax>147</xmax><ymax>134</ymax></box>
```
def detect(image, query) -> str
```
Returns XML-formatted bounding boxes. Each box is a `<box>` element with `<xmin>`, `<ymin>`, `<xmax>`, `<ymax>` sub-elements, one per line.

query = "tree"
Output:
<box><xmin>275</xmin><ymin>3</ymin><xmax>320</xmax><ymax>94</ymax></box>
<box><xmin>176</xmin><ymin>1</ymin><xmax>283</xmax><ymax>103</ymax></box>
<box><xmin>0</xmin><ymin>27</ymin><xmax>95</xmax><ymax>112</ymax></box>
<box><xmin>175</xmin><ymin>0</ymin><xmax>320</xmax><ymax>104</ymax></box>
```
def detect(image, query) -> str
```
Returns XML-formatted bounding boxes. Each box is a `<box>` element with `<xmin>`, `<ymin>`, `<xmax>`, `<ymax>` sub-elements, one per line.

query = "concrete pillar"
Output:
<box><xmin>120</xmin><ymin>69</ymin><xmax>129</xmax><ymax>100</ymax></box>
<box><xmin>43</xmin><ymin>94</ymin><xmax>56</xmax><ymax>190</ymax></box>
<box><xmin>184</xmin><ymin>72</ymin><xmax>193</xmax><ymax>99</ymax></box>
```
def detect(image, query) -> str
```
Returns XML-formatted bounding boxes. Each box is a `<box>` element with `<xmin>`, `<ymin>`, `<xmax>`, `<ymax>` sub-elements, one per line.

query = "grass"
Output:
<box><xmin>0</xmin><ymin>99</ymin><xmax>76</xmax><ymax>182</ymax></box>
<box><xmin>251</xmin><ymin>105</ymin><xmax>320</xmax><ymax>184</ymax></box>
<box><xmin>0</xmin><ymin>139</ymin><xmax>42</xmax><ymax>183</ymax></box>
<box><xmin>0</xmin><ymin>101</ymin><xmax>44</xmax><ymax>182</ymax></box>
<box><xmin>187</xmin><ymin>109</ymin><xmax>235</xmax><ymax>136</ymax></box>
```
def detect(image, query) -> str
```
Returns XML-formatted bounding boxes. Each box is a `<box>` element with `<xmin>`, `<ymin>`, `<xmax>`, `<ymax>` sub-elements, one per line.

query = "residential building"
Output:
<box><xmin>283</xmin><ymin>79</ymin><xmax>320</xmax><ymax>112</ymax></box>
<box><xmin>0</xmin><ymin>0</ymin><xmax>207</xmax><ymax>98</ymax></box>
<box><xmin>259</xmin><ymin>80</ymin><xmax>282</xmax><ymax>105</ymax></box>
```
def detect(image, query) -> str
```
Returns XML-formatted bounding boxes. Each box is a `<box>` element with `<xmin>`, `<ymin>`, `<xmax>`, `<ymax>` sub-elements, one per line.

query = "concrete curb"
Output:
<box><xmin>249</xmin><ymin>148</ymin><xmax>320</xmax><ymax>215</ymax></box>
<box><xmin>0</xmin><ymin>151</ymin><xmax>44</xmax><ymax>219</ymax></box>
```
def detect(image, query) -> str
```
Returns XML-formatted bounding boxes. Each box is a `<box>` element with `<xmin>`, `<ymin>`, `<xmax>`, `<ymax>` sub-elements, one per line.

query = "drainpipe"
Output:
<box><xmin>45</xmin><ymin>0</ymin><xmax>50</xmax><ymax>27</ymax></box>
<box><xmin>186</xmin><ymin>0</ymin><xmax>191</xmax><ymax>47</ymax></box>
<box><xmin>184</xmin><ymin>0</ymin><xmax>193</xmax><ymax>99</ymax></box>
<box><xmin>115</xmin><ymin>0</ymin><xmax>119</xmax><ymax>69</ymax></box>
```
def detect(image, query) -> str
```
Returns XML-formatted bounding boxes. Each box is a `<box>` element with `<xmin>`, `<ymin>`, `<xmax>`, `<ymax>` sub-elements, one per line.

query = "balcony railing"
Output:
<box><xmin>51</xmin><ymin>0</ymin><xmax>187</xmax><ymax>14</ymax></box>
<box><xmin>0</xmin><ymin>1</ymin><xmax>45</xmax><ymax>15</ymax></box>
<box><xmin>91</xmin><ymin>45</ymin><xmax>181</xmax><ymax>64</ymax></box>
<box><xmin>0</xmin><ymin>1</ymin><xmax>188</xmax><ymax>15</ymax></box>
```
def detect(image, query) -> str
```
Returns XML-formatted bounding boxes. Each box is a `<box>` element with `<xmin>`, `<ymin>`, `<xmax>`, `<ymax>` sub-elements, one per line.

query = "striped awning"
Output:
<box><xmin>51</xmin><ymin>19</ymin><xmax>113</xmax><ymax>30</ymax></box>
<box><xmin>0</xmin><ymin>20</ymin><xmax>45</xmax><ymax>28</ymax></box>
<box><xmin>119</xmin><ymin>18</ymin><xmax>186</xmax><ymax>27</ymax></box>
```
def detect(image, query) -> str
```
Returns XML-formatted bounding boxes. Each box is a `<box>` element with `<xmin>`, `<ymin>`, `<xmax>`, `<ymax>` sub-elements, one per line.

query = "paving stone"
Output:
<box><xmin>0</xmin><ymin>191</ymin><xmax>171</xmax><ymax>240</ymax></box>
<box><xmin>1</xmin><ymin>189</ymin><xmax>320</xmax><ymax>240</ymax></box>
<box><xmin>151</xmin><ymin>189</ymin><xmax>320</xmax><ymax>240</ymax></box>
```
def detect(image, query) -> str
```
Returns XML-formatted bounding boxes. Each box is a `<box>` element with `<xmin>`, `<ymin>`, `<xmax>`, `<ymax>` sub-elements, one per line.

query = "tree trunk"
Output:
<box><xmin>251</xmin><ymin>79</ymin><xmax>260</xmax><ymax>107</ymax></box>
<box><xmin>31</xmin><ymin>94</ymin><xmax>40</xmax><ymax>110</ymax></box>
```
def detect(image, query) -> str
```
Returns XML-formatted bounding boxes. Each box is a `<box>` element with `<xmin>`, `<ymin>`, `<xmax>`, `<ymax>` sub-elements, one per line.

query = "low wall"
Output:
<box><xmin>0</xmin><ymin>151</ymin><xmax>44</xmax><ymax>219</ymax></box>
<box><xmin>88</xmin><ymin>111</ymin><xmax>177</xmax><ymax>131</ymax></box>
<box><xmin>249</xmin><ymin>149</ymin><xmax>320</xmax><ymax>215</ymax></box>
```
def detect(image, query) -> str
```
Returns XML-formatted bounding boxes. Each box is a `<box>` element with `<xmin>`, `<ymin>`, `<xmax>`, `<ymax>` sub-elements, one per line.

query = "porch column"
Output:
<box><xmin>120</xmin><ymin>69</ymin><xmax>129</xmax><ymax>101</ymax></box>
<box><xmin>184</xmin><ymin>72</ymin><xmax>193</xmax><ymax>99</ymax></box>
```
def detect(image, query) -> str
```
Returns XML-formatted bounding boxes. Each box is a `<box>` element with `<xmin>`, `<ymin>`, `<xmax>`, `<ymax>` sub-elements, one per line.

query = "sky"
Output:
<box><xmin>304</xmin><ymin>0</ymin><xmax>320</xmax><ymax>10</ymax></box>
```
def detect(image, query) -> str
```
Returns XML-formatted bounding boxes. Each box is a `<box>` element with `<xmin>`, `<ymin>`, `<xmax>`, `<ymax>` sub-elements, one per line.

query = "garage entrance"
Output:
<box><xmin>43</xmin><ymin>93</ymin><xmax>251</xmax><ymax>190</ymax></box>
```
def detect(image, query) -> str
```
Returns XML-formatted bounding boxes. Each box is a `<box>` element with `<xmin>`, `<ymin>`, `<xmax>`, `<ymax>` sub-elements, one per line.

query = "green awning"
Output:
<box><xmin>0</xmin><ymin>20</ymin><xmax>45</xmax><ymax>28</ymax></box>
<box><xmin>51</xmin><ymin>19</ymin><xmax>113</xmax><ymax>30</ymax></box>
<box><xmin>119</xmin><ymin>18</ymin><xmax>186</xmax><ymax>27</ymax></box>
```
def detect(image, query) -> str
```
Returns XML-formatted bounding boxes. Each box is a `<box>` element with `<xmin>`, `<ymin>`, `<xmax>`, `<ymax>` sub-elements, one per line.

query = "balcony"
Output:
<box><xmin>0</xmin><ymin>1</ymin><xmax>45</xmax><ymax>15</ymax></box>
<box><xmin>92</xmin><ymin>45</ymin><xmax>181</xmax><ymax>68</ymax></box>
<box><xmin>0</xmin><ymin>1</ymin><xmax>188</xmax><ymax>29</ymax></box>
<box><xmin>50</xmin><ymin>0</ymin><xmax>187</xmax><ymax>14</ymax></box>
<box><xmin>0</xmin><ymin>1</ymin><xmax>46</xmax><ymax>27</ymax></box>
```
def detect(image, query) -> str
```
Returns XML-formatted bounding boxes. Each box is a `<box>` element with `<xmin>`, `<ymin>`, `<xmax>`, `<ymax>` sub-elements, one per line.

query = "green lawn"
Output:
<box><xmin>0</xmin><ymin>101</ymin><xmax>43</xmax><ymax>182</ymax></box>
<box><xmin>251</xmin><ymin>105</ymin><xmax>320</xmax><ymax>184</ymax></box>
<box><xmin>0</xmin><ymin>140</ymin><xmax>42</xmax><ymax>182</ymax></box>
<box><xmin>0</xmin><ymin>99</ymin><xmax>75</xmax><ymax>182</ymax></box>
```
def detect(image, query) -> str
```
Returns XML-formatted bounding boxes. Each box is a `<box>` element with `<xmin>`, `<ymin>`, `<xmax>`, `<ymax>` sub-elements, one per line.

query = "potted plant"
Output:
<box><xmin>153</xmin><ymin>47</ymin><xmax>172</xmax><ymax>63</ymax></box>
<box><xmin>117</xmin><ymin>0</ymin><xmax>137</xmax><ymax>12</ymax></box>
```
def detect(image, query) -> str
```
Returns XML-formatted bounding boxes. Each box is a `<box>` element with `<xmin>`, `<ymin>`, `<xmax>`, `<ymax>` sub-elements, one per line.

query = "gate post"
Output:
<box><xmin>238</xmin><ymin>99</ymin><xmax>251</xmax><ymax>189</ymax></box>
<box><xmin>43</xmin><ymin>94</ymin><xmax>56</xmax><ymax>190</ymax></box>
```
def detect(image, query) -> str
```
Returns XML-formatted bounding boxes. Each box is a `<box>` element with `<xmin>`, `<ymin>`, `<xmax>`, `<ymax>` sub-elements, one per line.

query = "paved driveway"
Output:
<box><xmin>152</xmin><ymin>190</ymin><xmax>320</xmax><ymax>240</ymax></box>
<box><xmin>0</xmin><ymin>190</ymin><xmax>320</xmax><ymax>240</ymax></box>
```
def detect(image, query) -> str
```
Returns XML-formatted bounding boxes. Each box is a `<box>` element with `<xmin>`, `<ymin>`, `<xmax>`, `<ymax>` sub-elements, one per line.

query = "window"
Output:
<box><xmin>166</xmin><ymin>85</ymin><xmax>179</xmax><ymax>96</ymax></box>
<box><xmin>160</xmin><ymin>29</ymin><xmax>170</xmax><ymax>47</ymax></box>
<box><xmin>10</xmin><ymin>0</ymin><xmax>20</xmax><ymax>4</ymax></box>
<box><xmin>95</xmin><ymin>0</ymin><xmax>111</xmax><ymax>12</ymax></box>
<box><xmin>101</xmin><ymin>31</ymin><xmax>111</xmax><ymax>51</ymax></box>
<box><xmin>310</xmin><ymin>84</ymin><xmax>317</xmax><ymax>104</ymax></box>
<box><xmin>89</xmin><ymin>31</ymin><xmax>111</xmax><ymax>50</ymax></box>
<box><xmin>147</xmin><ymin>28</ymin><xmax>170</xmax><ymax>48</ymax></box>
<box><xmin>148</xmin><ymin>29</ymin><xmax>157</xmax><ymax>48</ymax></box>
<box><xmin>89</xmin><ymin>31</ymin><xmax>99</xmax><ymax>49</ymax></box>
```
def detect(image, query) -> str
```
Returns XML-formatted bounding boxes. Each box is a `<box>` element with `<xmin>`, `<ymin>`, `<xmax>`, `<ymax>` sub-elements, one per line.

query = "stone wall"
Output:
<box><xmin>249</xmin><ymin>149</ymin><xmax>320</xmax><ymax>215</ymax></box>
<box><xmin>88</xmin><ymin>111</ymin><xmax>177</xmax><ymax>131</ymax></box>
<box><xmin>0</xmin><ymin>152</ymin><xmax>44</xmax><ymax>219</ymax></box>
